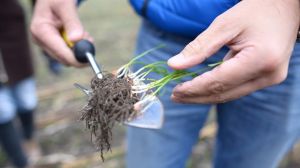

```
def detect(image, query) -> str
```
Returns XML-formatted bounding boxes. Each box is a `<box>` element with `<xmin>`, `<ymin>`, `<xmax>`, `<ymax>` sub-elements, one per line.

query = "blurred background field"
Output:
<box><xmin>0</xmin><ymin>0</ymin><xmax>299</xmax><ymax>167</ymax></box>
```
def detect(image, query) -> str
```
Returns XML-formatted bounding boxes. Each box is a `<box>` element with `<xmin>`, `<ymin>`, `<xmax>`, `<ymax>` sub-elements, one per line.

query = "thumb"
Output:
<box><xmin>54</xmin><ymin>0</ymin><xmax>84</xmax><ymax>41</ymax></box>
<box><xmin>168</xmin><ymin>17</ymin><xmax>239</xmax><ymax>69</ymax></box>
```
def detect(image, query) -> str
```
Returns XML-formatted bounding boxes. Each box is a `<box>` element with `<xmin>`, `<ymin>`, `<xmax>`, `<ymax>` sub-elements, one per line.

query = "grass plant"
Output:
<box><xmin>117</xmin><ymin>45</ymin><xmax>223</xmax><ymax>99</ymax></box>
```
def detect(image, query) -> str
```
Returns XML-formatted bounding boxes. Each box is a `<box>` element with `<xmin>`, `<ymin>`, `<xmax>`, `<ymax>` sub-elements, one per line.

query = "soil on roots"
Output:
<box><xmin>80</xmin><ymin>73</ymin><xmax>139</xmax><ymax>161</ymax></box>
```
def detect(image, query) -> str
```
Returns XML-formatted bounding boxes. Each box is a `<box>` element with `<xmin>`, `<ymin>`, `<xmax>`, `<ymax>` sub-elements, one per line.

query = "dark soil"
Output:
<box><xmin>80</xmin><ymin>73</ymin><xmax>139</xmax><ymax>161</ymax></box>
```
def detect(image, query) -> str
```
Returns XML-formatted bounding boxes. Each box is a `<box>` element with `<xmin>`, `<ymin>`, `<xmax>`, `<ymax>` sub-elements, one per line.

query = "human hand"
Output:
<box><xmin>168</xmin><ymin>0</ymin><xmax>300</xmax><ymax>104</ymax></box>
<box><xmin>31</xmin><ymin>0</ymin><xmax>91</xmax><ymax>67</ymax></box>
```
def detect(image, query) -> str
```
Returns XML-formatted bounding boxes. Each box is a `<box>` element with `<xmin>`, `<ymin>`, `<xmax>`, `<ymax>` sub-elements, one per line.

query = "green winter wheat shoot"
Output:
<box><xmin>116</xmin><ymin>45</ymin><xmax>223</xmax><ymax>106</ymax></box>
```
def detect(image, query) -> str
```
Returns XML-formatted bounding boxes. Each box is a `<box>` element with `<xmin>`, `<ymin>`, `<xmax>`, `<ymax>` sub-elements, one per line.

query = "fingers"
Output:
<box><xmin>171</xmin><ymin>76</ymin><xmax>269</xmax><ymax>104</ymax></box>
<box><xmin>168</xmin><ymin>16</ymin><xmax>241</xmax><ymax>70</ymax></box>
<box><xmin>53</xmin><ymin>0</ymin><xmax>84</xmax><ymax>41</ymax></box>
<box><xmin>223</xmin><ymin>49</ymin><xmax>237</xmax><ymax>61</ymax></box>
<box><xmin>83</xmin><ymin>31</ymin><xmax>94</xmax><ymax>43</ymax></box>
<box><xmin>31</xmin><ymin>0</ymin><xmax>86</xmax><ymax>67</ymax></box>
<box><xmin>33</xmin><ymin>23</ymin><xmax>83</xmax><ymax>67</ymax></box>
<box><xmin>171</xmin><ymin>48</ymin><xmax>267</xmax><ymax>100</ymax></box>
<box><xmin>171</xmin><ymin>48</ymin><xmax>289</xmax><ymax>104</ymax></box>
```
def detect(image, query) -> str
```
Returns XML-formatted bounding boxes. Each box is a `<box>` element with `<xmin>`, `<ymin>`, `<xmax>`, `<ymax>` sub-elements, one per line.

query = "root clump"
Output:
<box><xmin>80</xmin><ymin>73</ymin><xmax>139</xmax><ymax>160</ymax></box>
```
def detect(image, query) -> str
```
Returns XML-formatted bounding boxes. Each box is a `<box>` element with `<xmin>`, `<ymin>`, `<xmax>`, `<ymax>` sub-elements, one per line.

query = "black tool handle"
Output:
<box><xmin>73</xmin><ymin>40</ymin><xmax>95</xmax><ymax>63</ymax></box>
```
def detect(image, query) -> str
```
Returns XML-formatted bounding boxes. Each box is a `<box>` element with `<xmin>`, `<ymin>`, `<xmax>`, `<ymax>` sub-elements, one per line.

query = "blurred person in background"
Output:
<box><xmin>0</xmin><ymin>0</ymin><xmax>40</xmax><ymax>167</ymax></box>
<box><xmin>30</xmin><ymin>0</ymin><xmax>300</xmax><ymax>168</ymax></box>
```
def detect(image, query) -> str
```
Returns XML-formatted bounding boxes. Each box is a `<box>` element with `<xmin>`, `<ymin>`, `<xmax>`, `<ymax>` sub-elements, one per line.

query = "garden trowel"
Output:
<box><xmin>71</xmin><ymin>40</ymin><xmax>164</xmax><ymax>129</ymax></box>
<box><xmin>60</xmin><ymin>0</ymin><xmax>163</xmax><ymax>129</ymax></box>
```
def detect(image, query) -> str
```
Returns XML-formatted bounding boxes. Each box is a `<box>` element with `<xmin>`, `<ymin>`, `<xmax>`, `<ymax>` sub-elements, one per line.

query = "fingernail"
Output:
<box><xmin>173</xmin><ymin>83</ymin><xmax>184</xmax><ymax>92</ymax></box>
<box><xmin>174</xmin><ymin>82</ymin><xmax>189</xmax><ymax>92</ymax></box>
<box><xmin>168</xmin><ymin>53</ymin><xmax>185</xmax><ymax>66</ymax></box>
<box><xmin>68</xmin><ymin>31</ymin><xmax>82</xmax><ymax>41</ymax></box>
<box><xmin>173</xmin><ymin>83</ymin><xmax>183</xmax><ymax>91</ymax></box>
<box><xmin>173</xmin><ymin>86</ymin><xmax>184</xmax><ymax>97</ymax></box>
<box><xmin>171</xmin><ymin>94</ymin><xmax>180</xmax><ymax>102</ymax></box>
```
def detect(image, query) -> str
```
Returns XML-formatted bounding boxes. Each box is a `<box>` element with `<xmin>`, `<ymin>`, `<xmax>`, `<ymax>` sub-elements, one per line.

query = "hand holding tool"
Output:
<box><xmin>61</xmin><ymin>0</ymin><xmax>164</xmax><ymax>129</ymax></box>
<box><xmin>62</xmin><ymin>31</ymin><xmax>103</xmax><ymax>79</ymax></box>
<box><xmin>73</xmin><ymin>40</ymin><xmax>103</xmax><ymax>79</ymax></box>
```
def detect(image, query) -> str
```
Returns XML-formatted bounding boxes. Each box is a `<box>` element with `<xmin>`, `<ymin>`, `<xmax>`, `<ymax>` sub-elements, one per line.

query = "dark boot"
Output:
<box><xmin>0</xmin><ymin>120</ymin><xmax>28</xmax><ymax>168</ymax></box>
<box><xmin>18</xmin><ymin>109</ymin><xmax>35</xmax><ymax>140</ymax></box>
<box><xmin>18</xmin><ymin>109</ymin><xmax>41</xmax><ymax>164</ymax></box>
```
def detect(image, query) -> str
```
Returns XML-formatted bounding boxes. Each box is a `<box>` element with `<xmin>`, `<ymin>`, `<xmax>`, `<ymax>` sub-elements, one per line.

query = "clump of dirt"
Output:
<box><xmin>80</xmin><ymin>73</ymin><xmax>139</xmax><ymax>161</ymax></box>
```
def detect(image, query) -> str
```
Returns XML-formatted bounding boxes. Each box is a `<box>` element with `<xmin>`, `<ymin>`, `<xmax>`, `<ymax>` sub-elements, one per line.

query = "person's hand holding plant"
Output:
<box><xmin>168</xmin><ymin>0</ymin><xmax>300</xmax><ymax>104</ymax></box>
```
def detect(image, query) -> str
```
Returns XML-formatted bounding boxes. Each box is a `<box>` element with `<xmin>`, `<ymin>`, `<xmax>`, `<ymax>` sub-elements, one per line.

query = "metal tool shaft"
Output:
<box><xmin>85</xmin><ymin>52</ymin><xmax>103</xmax><ymax>79</ymax></box>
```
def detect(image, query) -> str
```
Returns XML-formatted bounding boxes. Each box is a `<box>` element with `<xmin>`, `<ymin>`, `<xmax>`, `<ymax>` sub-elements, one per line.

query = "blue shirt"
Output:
<box><xmin>129</xmin><ymin>0</ymin><xmax>239</xmax><ymax>38</ymax></box>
